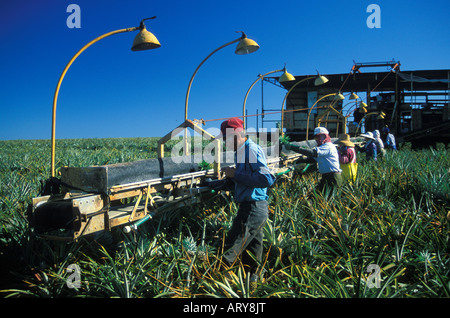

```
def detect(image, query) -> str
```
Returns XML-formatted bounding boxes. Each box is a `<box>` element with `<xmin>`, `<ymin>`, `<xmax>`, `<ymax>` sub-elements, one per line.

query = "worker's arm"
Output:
<box><xmin>226</xmin><ymin>145</ymin><xmax>275</xmax><ymax>188</ymax></box>
<box><xmin>229</xmin><ymin>164</ymin><xmax>275</xmax><ymax>188</ymax></box>
<box><xmin>284</xmin><ymin>143</ymin><xmax>317</xmax><ymax>157</ymax></box>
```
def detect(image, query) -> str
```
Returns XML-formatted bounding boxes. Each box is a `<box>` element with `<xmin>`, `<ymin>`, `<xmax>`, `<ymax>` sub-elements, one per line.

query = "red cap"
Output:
<box><xmin>220</xmin><ymin>117</ymin><xmax>244</xmax><ymax>137</ymax></box>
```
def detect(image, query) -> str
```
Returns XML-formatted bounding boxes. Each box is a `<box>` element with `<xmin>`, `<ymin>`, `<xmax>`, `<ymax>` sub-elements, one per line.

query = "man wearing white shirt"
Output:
<box><xmin>283</xmin><ymin>127</ymin><xmax>343</xmax><ymax>192</ymax></box>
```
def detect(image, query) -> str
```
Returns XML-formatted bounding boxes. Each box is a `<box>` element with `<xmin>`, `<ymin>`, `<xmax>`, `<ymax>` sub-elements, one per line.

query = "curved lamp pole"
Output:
<box><xmin>242</xmin><ymin>67</ymin><xmax>295</xmax><ymax>129</ymax></box>
<box><xmin>305</xmin><ymin>92</ymin><xmax>345</xmax><ymax>140</ymax></box>
<box><xmin>184</xmin><ymin>31</ymin><xmax>259</xmax><ymax>122</ymax></box>
<box><xmin>345</xmin><ymin>93</ymin><xmax>369</xmax><ymax>117</ymax></box>
<box><xmin>50</xmin><ymin>18</ymin><xmax>161</xmax><ymax>177</ymax></box>
<box><xmin>342</xmin><ymin>92</ymin><xmax>359</xmax><ymax>115</ymax></box>
<box><xmin>344</xmin><ymin>101</ymin><xmax>367</xmax><ymax>127</ymax></box>
<box><xmin>345</xmin><ymin>101</ymin><xmax>363</xmax><ymax>117</ymax></box>
<box><xmin>183</xmin><ymin>31</ymin><xmax>259</xmax><ymax>155</ymax></box>
<box><xmin>280</xmin><ymin>74</ymin><xmax>329</xmax><ymax>135</ymax></box>
<box><xmin>354</xmin><ymin>111</ymin><xmax>385</xmax><ymax>136</ymax></box>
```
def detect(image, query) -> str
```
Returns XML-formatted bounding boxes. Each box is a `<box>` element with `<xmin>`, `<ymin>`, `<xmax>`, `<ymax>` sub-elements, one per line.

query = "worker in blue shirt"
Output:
<box><xmin>382</xmin><ymin>126</ymin><xmax>397</xmax><ymax>150</ymax></box>
<box><xmin>219</xmin><ymin>117</ymin><xmax>275</xmax><ymax>286</ymax></box>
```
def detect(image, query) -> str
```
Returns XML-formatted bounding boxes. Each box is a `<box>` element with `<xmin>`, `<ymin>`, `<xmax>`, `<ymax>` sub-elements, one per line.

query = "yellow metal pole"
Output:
<box><xmin>305</xmin><ymin>93</ymin><xmax>338</xmax><ymax>140</ymax></box>
<box><xmin>214</xmin><ymin>138</ymin><xmax>221</xmax><ymax>179</ymax></box>
<box><xmin>157</xmin><ymin>141</ymin><xmax>164</xmax><ymax>158</ymax></box>
<box><xmin>280</xmin><ymin>76</ymin><xmax>315</xmax><ymax>135</ymax></box>
<box><xmin>184</xmin><ymin>37</ymin><xmax>242</xmax><ymax>122</ymax></box>
<box><xmin>242</xmin><ymin>70</ymin><xmax>284</xmax><ymax>129</ymax></box>
<box><xmin>183</xmin><ymin>36</ymin><xmax>243</xmax><ymax>156</ymax></box>
<box><xmin>51</xmin><ymin>27</ymin><xmax>139</xmax><ymax>177</ymax></box>
<box><xmin>354</xmin><ymin>112</ymin><xmax>379</xmax><ymax>136</ymax></box>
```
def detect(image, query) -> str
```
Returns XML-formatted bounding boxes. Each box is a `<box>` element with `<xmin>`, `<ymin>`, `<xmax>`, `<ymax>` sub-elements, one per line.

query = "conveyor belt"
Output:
<box><xmin>28</xmin><ymin>141</ymin><xmax>317</xmax><ymax>241</ymax></box>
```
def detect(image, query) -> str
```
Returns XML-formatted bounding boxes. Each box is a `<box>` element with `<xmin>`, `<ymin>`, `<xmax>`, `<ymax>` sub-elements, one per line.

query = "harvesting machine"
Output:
<box><xmin>28</xmin><ymin>58</ymin><xmax>450</xmax><ymax>240</ymax></box>
<box><xmin>28</xmin><ymin>120</ymin><xmax>311</xmax><ymax>241</ymax></box>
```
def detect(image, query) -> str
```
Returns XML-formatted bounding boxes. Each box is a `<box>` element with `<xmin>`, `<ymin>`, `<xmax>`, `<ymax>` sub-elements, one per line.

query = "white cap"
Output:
<box><xmin>314</xmin><ymin>127</ymin><xmax>329</xmax><ymax>135</ymax></box>
<box><xmin>360</xmin><ymin>132</ymin><xmax>375</xmax><ymax>140</ymax></box>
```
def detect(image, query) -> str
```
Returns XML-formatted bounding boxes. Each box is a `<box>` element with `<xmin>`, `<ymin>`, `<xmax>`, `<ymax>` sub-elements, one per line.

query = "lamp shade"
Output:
<box><xmin>334</xmin><ymin>93</ymin><xmax>345</xmax><ymax>100</ymax></box>
<box><xmin>235</xmin><ymin>37</ymin><xmax>260</xmax><ymax>55</ymax></box>
<box><xmin>279</xmin><ymin>69</ymin><xmax>295</xmax><ymax>82</ymax></box>
<box><xmin>377</xmin><ymin>112</ymin><xmax>386</xmax><ymax>119</ymax></box>
<box><xmin>350</xmin><ymin>93</ymin><xmax>359</xmax><ymax>100</ymax></box>
<box><xmin>131</xmin><ymin>26</ymin><xmax>161</xmax><ymax>51</ymax></box>
<box><xmin>359</xmin><ymin>106</ymin><xmax>368</xmax><ymax>113</ymax></box>
<box><xmin>314</xmin><ymin>75</ymin><xmax>328</xmax><ymax>86</ymax></box>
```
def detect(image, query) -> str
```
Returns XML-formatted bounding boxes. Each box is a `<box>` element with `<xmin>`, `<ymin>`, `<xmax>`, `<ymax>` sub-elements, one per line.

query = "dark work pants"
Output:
<box><xmin>223</xmin><ymin>200</ymin><xmax>268</xmax><ymax>274</ymax></box>
<box><xmin>318</xmin><ymin>172</ymin><xmax>343</xmax><ymax>192</ymax></box>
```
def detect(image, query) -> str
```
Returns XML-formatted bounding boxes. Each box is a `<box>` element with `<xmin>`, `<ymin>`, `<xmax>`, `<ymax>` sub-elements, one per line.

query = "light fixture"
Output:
<box><xmin>305</xmin><ymin>92</ymin><xmax>345</xmax><ymax>140</ymax></box>
<box><xmin>185</xmin><ymin>31</ymin><xmax>260</xmax><ymax>122</ymax></box>
<box><xmin>50</xmin><ymin>18</ymin><xmax>160</xmax><ymax>177</ymax></box>
<box><xmin>279</xmin><ymin>68</ymin><xmax>295</xmax><ymax>82</ymax></box>
<box><xmin>314</xmin><ymin>70</ymin><xmax>329</xmax><ymax>86</ymax></box>
<box><xmin>358</xmin><ymin>101</ymin><xmax>368</xmax><ymax>113</ymax></box>
<box><xmin>354</xmin><ymin>111</ymin><xmax>386</xmax><ymax>136</ymax></box>
<box><xmin>235</xmin><ymin>32</ymin><xmax>260</xmax><ymax>55</ymax></box>
<box><xmin>280</xmin><ymin>72</ymin><xmax>329</xmax><ymax>135</ymax></box>
<box><xmin>334</xmin><ymin>93</ymin><xmax>345</xmax><ymax>100</ymax></box>
<box><xmin>349</xmin><ymin>92</ymin><xmax>359</xmax><ymax>100</ymax></box>
<box><xmin>183</xmin><ymin>31</ymin><xmax>259</xmax><ymax>155</ymax></box>
<box><xmin>315</xmin><ymin>74</ymin><xmax>329</xmax><ymax>86</ymax></box>
<box><xmin>243</xmin><ymin>66</ymin><xmax>294</xmax><ymax>128</ymax></box>
<box><xmin>131</xmin><ymin>17</ymin><xmax>161</xmax><ymax>51</ymax></box>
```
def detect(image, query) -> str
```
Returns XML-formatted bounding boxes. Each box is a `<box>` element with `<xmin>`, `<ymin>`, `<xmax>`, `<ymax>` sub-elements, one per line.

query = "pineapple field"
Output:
<box><xmin>0</xmin><ymin>138</ymin><xmax>449</xmax><ymax>298</ymax></box>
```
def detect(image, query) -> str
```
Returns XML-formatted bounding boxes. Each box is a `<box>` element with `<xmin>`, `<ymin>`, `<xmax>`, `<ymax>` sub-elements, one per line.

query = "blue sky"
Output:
<box><xmin>1</xmin><ymin>0</ymin><xmax>449</xmax><ymax>140</ymax></box>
